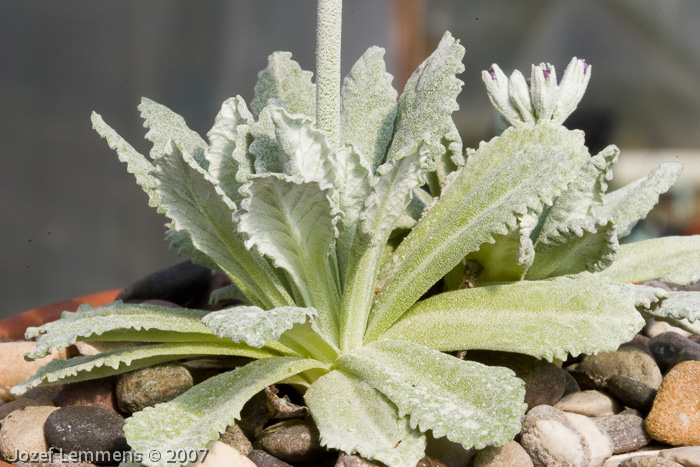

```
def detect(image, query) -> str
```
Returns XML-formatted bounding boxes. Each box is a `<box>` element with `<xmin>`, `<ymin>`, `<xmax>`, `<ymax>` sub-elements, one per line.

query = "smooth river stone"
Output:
<box><xmin>579</xmin><ymin>345</ymin><xmax>663</xmax><ymax>390</ymax></box>
<box><xmin>554</xmin><ymin>390</ymin><xmax>622</xmax><ymax>417</ymax></box>
<box><xmin>0</xmin><ymin>341</ymin><xmax>66</xmax><ymax>402</ymax></box>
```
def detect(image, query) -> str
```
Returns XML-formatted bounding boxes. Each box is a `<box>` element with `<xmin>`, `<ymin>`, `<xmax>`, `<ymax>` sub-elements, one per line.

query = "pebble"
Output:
<box><xmin>116</xmin><ymin>362</ymin><xmax>193</xmax><ymax>413</ymax></box>
<box><xmin>16</xmin><ymin>454</ymin><xmax>98</xmax><ymax>467</ymax></box>
<box><xmin>466</xmin><ymin>351</ymin><xmax>567</xmax><ymax>408</ymax></box>
<box><xmin>594</xmin><ymin>413</ymin><xmax>652</xmax><ymax>454</ymax></box>
<box><xmin>605</xmin><ymin>376</ymin><xmax>657</xmax><ymax>413</ymax></box>
<box><xmin>646</xmin><ymin>361</ymin><xmax>700</xmax><ymax>445</ymax></box>
<box><xmin>253</xmin><ymin>419</ymin><xmax>331</xmax><ymax>465</ymax></box>
<box><xmin>649</xmin><ymin>333</ymin><xmax>700</xmax><ymax>373</ymax></box>
<box><xmin>564</xmin><ymin>411</ymin><xmax>614</xmax><ymax>467</ymax></box>
<box><xmin>424</xmin><ymin>432</ymin><xmax>476</xmax><ymax>466</ymax></box>
<box><xmin>668</xmin><ymin>345</ymin><xmax>700</xmax><ymax>370</ymax></box>
<box><xmin>659</xmin><ymin>446</ymin><xmax>700</xmax><ymax>466</ymax></box>
<box><xmin>554</xmin><ymin>390</ymin><xmax>622</xmax><ymax>417</ymax></box>
<box><xmin>117</xmin><ymin>260</ymin><xmax>212</xmax><ymax>307</ymax></box>
<box><xmin>44</xmin><ymin>406</ymin><xmax>129</xmax><ymax>465</ymax></box>
<box><xmin>0</xmin><ymin>341</ymin><xmax>67</xmax><ymax>402</ymax></box>
<box><xmin>520</xmin><ymin>404</ymin><xmax>590</xmax><ymax>467</ymax></box>
<box><xmin>53</xmin><ymin>378</ymin><xmax>118</xmax><ymax>412</ymax></box>
<box><xmin>246</xmin><ymin>449</ymin><xmax>293</xmax><ymax>467</ymax></box>
<box><xmin>563</xmin><ymin>370</ymin><xmax>582</xmax><ymax>396</ymax></box>
<box><xmin>185</xmin><ymin>440</ymin><xmax>255</xmax><ymax>467</ymax></box>
<box><xmin>474</xmin><ymin>441</ymin><xmax>534</xmax><ymax>467</ymax></box>
<box><xmin>219</xmin><ymin>424</ymin><xmax>253</xmax><ymax>456</ymax></box>
<box><xmin>619</xmin><ymin>456</ymin><xmax>684</xmax><ymax>467</ymax></box>
<box><xmin>578</xmin><ymin>345</ymin><xmax>663</xmax><ymax>390</ymax></box>
<box><xmin>335</xmin><ymin>453</ymin><xmax>382</xmax><ymax>466</ymax></box>
<box><xmin>0</xmin><ymin>386</ymin><xmax>57</xmax><ymax>421</ymax></box>
<box><xmin>644</xmin><ymin>318</ymin><xmax>693</xmax><ymax>339</ymax></box>
<box><xmin>417</xmin><ymin>457</ymin><xmax>447</xmax><ymax>467</ymax></box>
<box><xmin>0</xmin><ymin>405</ymin><xmax>59</xmax><ymax>461</ymax></box>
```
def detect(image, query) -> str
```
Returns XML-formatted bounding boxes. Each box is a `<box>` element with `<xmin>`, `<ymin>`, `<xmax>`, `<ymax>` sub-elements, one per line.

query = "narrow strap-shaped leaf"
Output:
<box><xmin>238</xmin><ymin>175</ymin><xmax>341</xmax><ymax>342</ymax></box>
<box><xmin>593</xmin><ymin>161</ymin><xmax>682</xmax><ymax>238</ymax></box>
<box><xmin>206</xmin><ymin>96</ymin><xmax>255</xmax><ymax>205</ymax></box>
<box><xmin>13</xmin><ymin>342</ymin><xmax>272</xmax><ymax>397</ymax></box>
<box><xmin>153</xmin><ymin>142</ymin><xmax>293</xmax><ymax>309</ymax></box>
<box><xmin>251</xmin><ymin>51</ymin><xmax>315</xmax><ymax>119</ymax></box>
<box><xmin>202</xmin><ymin>305</ymin><xmax>316</xmax><ymax>348</ymax></box>
<box><xmin>340</xmin><ymin>46</ymin><xmax>397</xmax><ymax>169</ymax></box>
<box><xmin>366</xmin><ymin>143</ymin><xmax>585</xmax><ymax>341</ymax></box>
<box><xmin>388</xmin><ymin>32</ymin><xmax>464</xmax><ymax>182</ymax></box>
<box><xmin>91</xmin><ymin>113</ymin><xmax>162</xmax><ymax>209</ymax></box>
<box><xmin>598</xmin><ymin>235</ymin><xmax>700</xmax><ymax>285</ymax></box>
<box><xmin>381</xmin><ymin>276</ymin><xmax>645</xmax><ymax>361</ymax></box>
<box><xmin>139</xmin><ymin>98</ymin><xmax>208</xmax><ymax>166</ymax></box>
<box><xmin>305</xmin><ymin>370</ymin><xmax>426</xmax><ymax>467</ymax></box>
<box><xmin>25</xmin><ymin>302</ymin><xmax>211</xmax><ymax>360</ymax></box>
<box><xmin>337</xmin><ymin>340</ymin><xmax>527</xmax><ymax>450</ymax></box>
<box><xmin>526</xmin><ymin>217</ymin><xmax>619</xmax><ymax>280</ymax></box>
<box><xmin>124</xmin><ymin>357</ymin><xmax>324</xmax><ymax>467</ymax></box>
<box><xmin>643</xmin><ymin>291</ymin><xmax>700</xmax><ymax>324</ymax></box>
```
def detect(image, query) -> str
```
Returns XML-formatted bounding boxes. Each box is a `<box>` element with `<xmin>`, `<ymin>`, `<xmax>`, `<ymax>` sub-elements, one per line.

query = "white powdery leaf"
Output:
<box><xmin>139</xmin><ymin>98</ymin><xmax>208</xmax><ymax>166</ymax></box>
<box><xmin>305</xmin><ymin>370</ymin><xmax>426</xmax><ymax>467</ymax></box>
<box><xmin>13</xmin><ymin>341</ymin><xmax>271</xmax><ymax>397</ymax></box>
<box><xmin>335</xmin><ymin>143</ymin><xmax>372</xmax><ymax>230</ymax></box>
<box><xmin>337</xmin><ymin>340</ymin><xmax>527</xmax><ymax>450</ymax></box>
<box><xmin>202</xmin><ymin>306</ymin><xmax>317</xmax><ymax>348</ymax></box>
<box><xmin>599</xmin><ymin>235</ymin><xmax>700</xmax><ymax>285</ymax></box>
<box><xmin>251</xmin><ymin>51</ymin><xmax>315</xmax><ymax>119</ymax></box>
<box><xmin>381</xmin><ymin>276</ymin><xmax>646</xmax><ymax>362</ymax></box>
<box><xmin>644</xmin><ymin>291</ymin><xmax>700</xmax><ymax>324</ymax></box>
<box><xmin>206</xmin><ymin>96</ymin><xmax>255</xmax><ymax>205</ymax></box>
<box><xmin>340</xmin><ymin>46</ymin><xmax>398</xmax><ymax>169</ymax></box>
<box><xmin>594</xmin><ymin>161</ymin><xmax>683</xmax><ymax>238</ymax></box>
<box><xmin>124</xmin><ymin>357</ymin><xmax>323</xmax><ymax>467</ymax></box>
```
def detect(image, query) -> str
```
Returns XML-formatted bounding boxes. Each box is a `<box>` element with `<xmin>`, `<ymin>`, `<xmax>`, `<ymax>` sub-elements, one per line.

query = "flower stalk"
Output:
<box><xmin>316</xmin><ymin>0</ymin><xmax>343</xmax><ymax>148</ymax></box>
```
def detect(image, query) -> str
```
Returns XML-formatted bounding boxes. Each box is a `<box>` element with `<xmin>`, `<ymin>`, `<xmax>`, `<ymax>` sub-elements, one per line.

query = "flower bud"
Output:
<box><xmin>551</xmin><ymin>57</ymin><xmax>591</xmax><ymax>125</ymax></box>
<box><xmin>530</xmin><ymin>63</ymin><xmax>558</xmax><ymax>122</ymax></box>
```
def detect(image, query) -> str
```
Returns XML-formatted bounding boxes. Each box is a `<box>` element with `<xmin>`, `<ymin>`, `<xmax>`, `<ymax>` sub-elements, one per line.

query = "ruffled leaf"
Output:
<box><xmin>598</xmin><ymin>236</ymin><xmax>700</xmax><ymax>285</ymax></box>
<box><xmin>13</xmin><ymin>342</ymin><xmax>271</xmax><ymax>397</ymax></box>
<box><xmin>340</xmin><ymin>46</ymin><xmax>397</xmax><ymax>169</ymax></box>
<box><xmin>124</xmin><ymin>357</ymin><xmax>324</xmax><ymax>467</ymax></box>
<box><xmin>251</xmin><ymin>52</ymin><xmax>315</xmax><ymax>119</ymax></box>
<box><xmin>381</xmin><ymin>276</ymin><xmax>646</xmax><ymax>361</ymax></box>
<box><xmin>593</xmin><ymin>162</ymin><xmax>682</xmax><ymax>238</ymax></box>
<box><xmin>305</xmin><ymin>370</ymin><xmax>426</xmax><ymax>467</ymax></box>
<box><xmin>527</xmin><ymin>217</ymin><xmax>619</xmax><ymax>280</ymax></box>
<box><xmin>337</xmin><ymin>340</ymin><xmax>527</xmax><ymax>450</ymax></box>
<box><xmin>644</xmin><ymin>291</ymin><xmax>700</xmax><ymax>324</ymax></box>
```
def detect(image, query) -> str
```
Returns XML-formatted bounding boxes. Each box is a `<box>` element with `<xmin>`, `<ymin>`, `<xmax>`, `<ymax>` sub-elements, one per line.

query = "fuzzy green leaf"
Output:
<box><xmin>13</xmin><ymin>342</ymin><xmax>271</xmax><ymax>397</ymax></box>
<box><xmin>367</xmin><ymin>141</ymin><xmax>586</xmax><ymax>341</ymax></box>
<box><xmin>305</xmin><ymin>370</ymin><xmax>426</xmax><ymax>467</ymax></box>
<box><xmin>205</xmin><ymin>96</ymin><xmax>255</xmax><ymax>205</ymax></box>
<box><xmin>91</xmin><ymin>113</ymin><xmax>161</xmax><ymax>209</ymax></box>
<box><xmin>237</xmin><ymin>175</ymin><xmax>341</xmax><ymax>342</ymax></box>
<box><xmin>381</xmin><ymin>276</ymin><xmax>646</xmax><ymax>361</ymax></box>
<box><xmin>527</xmin><ymin>217</ymin><xmax>619</xmax><ymax>280</ymax></box>
<box><xmin>644</xmin><ymin>291</ymin><xmax>700</xmax><ymax>324</ymax></box>
<box><xmin>337</xmin><ymin>340</ymin><xmax>527</xmax><ymax>450</ymax></box>
<box><xmin>153</xmin><ymin>142</ymin><xmax>293</xmax><ymax>309</ymax></box>
<box><xmin>139</xmin><ymin>98</ymin><xmax>208</xmax><ymax>166</ymax></box>
<box><xmin>124</xmin><ymin>357</ymin><xmax>324</xmax><ymax>467</ymax></box>
<box><xmin>251</xmin><ymin>52</ymin><xmax>315</xmax><ymax>119</ymax></box>
<box><xmin>598</xmin><ymin>236</ymin><xmax>700</xmax><ymax>285</ymax></box>
<box><xmin>340</xmin><ymin>46</ymin><xmax>397</xmax><ymax>169</ymax></box>
<box><xmin>593</xmin><ymin>162</ymin><xmax>682</xmax><ymax>238</ymax></box>
<box><xmin>202</xmin><ymin>305</ymin><xmax>316</xmax><ymax>348</ymax></box>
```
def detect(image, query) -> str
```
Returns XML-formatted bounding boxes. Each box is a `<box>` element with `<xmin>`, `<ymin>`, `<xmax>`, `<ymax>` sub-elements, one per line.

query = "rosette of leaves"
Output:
<box><xmin>14</xmin><ymin>5</ymin><xmax>700</xmax><ymax>467</ymax></box>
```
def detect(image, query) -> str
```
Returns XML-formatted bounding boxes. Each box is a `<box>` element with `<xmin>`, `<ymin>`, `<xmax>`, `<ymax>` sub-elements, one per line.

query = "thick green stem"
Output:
<box><xmin>316</xmin><ymin>0</ymin><xmax>342</xmax><ymax>148</ymax></box>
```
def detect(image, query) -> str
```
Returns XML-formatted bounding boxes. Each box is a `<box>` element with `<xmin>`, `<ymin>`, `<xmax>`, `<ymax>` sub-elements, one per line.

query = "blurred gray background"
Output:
<box><xmin>2</xmin><ymin>0</ymin><xmax>700</xmax><ymax>318</ymax></box>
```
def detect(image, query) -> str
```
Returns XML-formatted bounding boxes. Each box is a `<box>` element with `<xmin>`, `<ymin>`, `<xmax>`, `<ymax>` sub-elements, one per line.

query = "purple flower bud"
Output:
<box><xmin>542</xmin><ymin>69</ymin><xmax>551</xmax><ymax>80</ymax></box>
<box><xmin>581</xmin><ymin>59</ymin><xmax>590</xmax><ymax>74</ymax></box>
<box><xmin>488</xmin><ymin>69</ymin><xmax>497</xmax><ymax>80</ymax></box>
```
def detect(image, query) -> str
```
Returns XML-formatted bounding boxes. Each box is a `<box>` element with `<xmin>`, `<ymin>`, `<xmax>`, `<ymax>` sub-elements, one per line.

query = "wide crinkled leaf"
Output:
<box><xmin>153</xmin><ymin>142</ymin><xmax>293</xmax><ymax>309</ymax></box>
<box><xmin>593</xmin><ymin>161</ymin><xmax>682</xmax><ymax>238</ymax></box>
<box><xmin>202</xmin><ymin>306</ymin><xmax>316</xmax><ymax>348</ymax></box>
<box><xmin>366</xmin><ymin>142</ymin><xmax>585</xmax><ymax>341</ymax></box>
<box><xmin>388</xmin><ymin>32</ymin><xmax>464</xmax><ymax>181</ymax></box>
<box><xmin>124</xmin><ymin>357</ymin><xmax>324</xmax><ymax>467</ymax></box>
<box><xmin>305</xmin><ymin>370</ymin><xmax>426</xmax><ymax>467</ymax></box>
<box><xmin>91</xmin><ymin>113</ymin><xmax>161</xmax><ymax>209</ymax></box>
<box><xmin>381</xmin><ymin>276</ymin><xmax>646</xmax><ymax>361</ymax></box>
<box><xmin>13</xmin><ymin>342</ymin><xmax>271</xmax><ymax>397</ymax></box>
<box><xmin>251</xmin><ymin>52</ymin><xmax>315</xmax><ymax>119</ymax></box>
<box><xmin>24</xmin><ymin>302</ymin><xmax>212</xmax><ymax>360</ymax></box>
<box><xmin>598</xmin><ymin>236</ymin><xmax>700</xmax><ymax>285</ymax></box>
<box><xmin>340</xmin><ymin>46</ymin><xmax>397</xmax><ymax>169</ymax></box>
<box><xmin>527</xmin><ymin>217</ymin><xmax>619</xmax><ymax>280</ymax></box>
<box><xmin>337</xmin><ymin>340</ymin><xmax>527</xmax><ymax>450</ymax></box>
<box><xmin>139</xmin><ymin>98</ymin><xmax>208</xmax><ymax>166</ymax></box>
<box><xmin>644</xmin><ymin>291</ymin><xmax>700</xmax><ymax>324</ymax></box>
<box><xmin>237</xmin><ymin>175</ymin><xmax>341</xmax><ymax>342</ymax></box>
<box><xmin>205</xmin><ymin>96</ymin><xmax>255</xmax><ymax>205</ymax></box>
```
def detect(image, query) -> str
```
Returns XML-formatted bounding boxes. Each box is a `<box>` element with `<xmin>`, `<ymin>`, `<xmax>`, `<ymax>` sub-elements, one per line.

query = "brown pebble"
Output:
<box><xmin>54</xmin><ymin>378</ymin><xmax>118</xmax><ymax>412</ymax></box>
<box><xmin>0</xmin><ymin>342</ymin><xmax>66</xmax><ymax>402</ymax></box>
